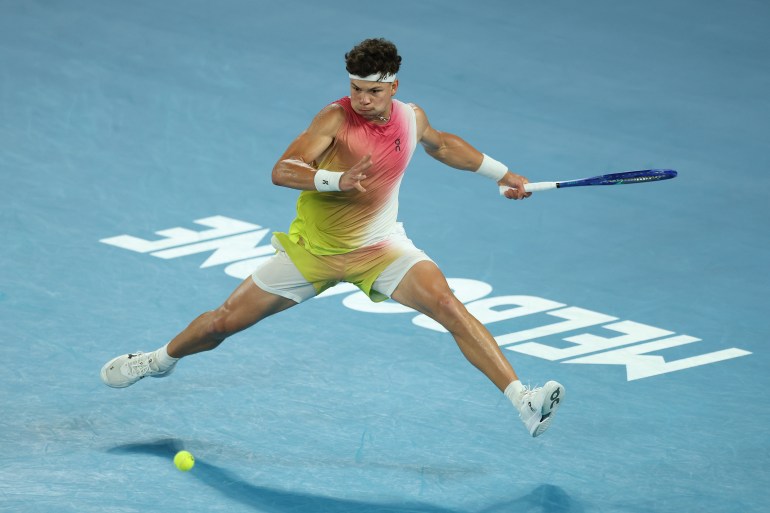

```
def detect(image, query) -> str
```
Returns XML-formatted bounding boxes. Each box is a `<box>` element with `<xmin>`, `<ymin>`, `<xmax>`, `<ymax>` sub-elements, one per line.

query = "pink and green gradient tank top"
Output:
<box><xmin>286</xmin><ymin>97</ymin><xmax>418</xmax><ymax>255</ymax></box>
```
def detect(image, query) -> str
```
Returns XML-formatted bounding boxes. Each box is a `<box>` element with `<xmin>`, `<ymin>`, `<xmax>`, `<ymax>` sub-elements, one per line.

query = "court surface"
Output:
<box><xmin>2</xmin><ymin>1</ymin><xmax>769</xmax><ymax>512</ymax></box>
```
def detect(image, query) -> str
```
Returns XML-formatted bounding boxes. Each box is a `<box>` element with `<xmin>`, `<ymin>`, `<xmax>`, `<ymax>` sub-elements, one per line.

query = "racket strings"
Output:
<box><xmin>613</xmin><ymin>176</ymin><xmax>667</xmax><ymax>184</ymax></box>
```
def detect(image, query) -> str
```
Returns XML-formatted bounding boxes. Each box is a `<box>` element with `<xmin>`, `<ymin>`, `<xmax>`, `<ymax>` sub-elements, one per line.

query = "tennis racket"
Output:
<box><xmin>500</xmin><ymin>169</ymin><xmax>678</xmax><ymax>194</ymax></box>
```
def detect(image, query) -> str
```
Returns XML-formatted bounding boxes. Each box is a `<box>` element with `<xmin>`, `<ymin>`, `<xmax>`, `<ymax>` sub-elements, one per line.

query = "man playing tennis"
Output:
<box><xmin>101</xmin><ymin>38</ymin><xmax>565</xmax><ymax>437</ymax></box>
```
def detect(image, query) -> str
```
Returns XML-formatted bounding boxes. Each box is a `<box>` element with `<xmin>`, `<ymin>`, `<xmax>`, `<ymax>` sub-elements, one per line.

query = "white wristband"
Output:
<box><xmin>314</xmin><ymin>169</ymin><xmax>343</xmax><ymax>192</ymax></box>
<box><xmin>476</xmin><ymin>154</ymin><xmax>509</xmax><ymax>182</ymax></box>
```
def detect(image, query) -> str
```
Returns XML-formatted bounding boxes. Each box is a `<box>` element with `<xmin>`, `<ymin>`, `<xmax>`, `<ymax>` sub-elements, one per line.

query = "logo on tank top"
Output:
<box><xmin>394</xmin><ymin>138</ymin><xmax>401</xmax><ymax>152</ymax></box>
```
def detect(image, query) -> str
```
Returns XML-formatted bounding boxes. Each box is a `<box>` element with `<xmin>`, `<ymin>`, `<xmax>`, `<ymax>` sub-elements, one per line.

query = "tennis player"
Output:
<box><xmin>101</xmin><ymin>38</ymin><xmax>564</xmax><ymax>437</ymax></box>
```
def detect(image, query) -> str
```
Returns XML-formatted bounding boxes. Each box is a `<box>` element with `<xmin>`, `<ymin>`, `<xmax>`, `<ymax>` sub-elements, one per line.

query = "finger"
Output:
<box><xmin>359</xmin><ymin>159</ymin><xmax>372</xmax><ymax>171</ymax></box>
<box><xmin>500</xmin><ymin>185</ymin><xmax>527</xmax><ymax>199</ymax></box>
<box><xmin>353</xmin><ymin>161</ymin><xmax>372</xmax><ymax>174</ymax></box>
<box><xmin>521</xmin><ymin>180</ymin><xmax>531</xmax><ymax>199</ymax></box>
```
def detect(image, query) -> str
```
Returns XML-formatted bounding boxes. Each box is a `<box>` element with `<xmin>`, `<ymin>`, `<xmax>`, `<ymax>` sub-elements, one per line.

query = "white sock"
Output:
<box><xmin>504</xmin><ymin>380</ymin><xmax>525</xmax><ymax>409</ymax></box>
<box><xmin>153</xmin><ymin>343</ymin><xmax>179</xmax><ymax>371</ymax></box>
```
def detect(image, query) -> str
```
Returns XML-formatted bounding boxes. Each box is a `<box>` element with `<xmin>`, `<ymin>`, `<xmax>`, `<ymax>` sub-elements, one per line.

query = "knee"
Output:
<box><xmin>205</xmin><ymin>306</ymin><xmax>239</xmax><ymax>340</ymax></box>
<box><xmin>431</xmin><ymin>292</ymin><xmax>468</xmax><ymax>331</ymax></box>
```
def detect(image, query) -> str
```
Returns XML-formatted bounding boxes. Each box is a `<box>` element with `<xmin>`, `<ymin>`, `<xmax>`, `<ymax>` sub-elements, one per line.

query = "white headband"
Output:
<box><xmin>348</xmin><ymin>72</ymin><xmax>397</xmax><ymax>83</ymax></box>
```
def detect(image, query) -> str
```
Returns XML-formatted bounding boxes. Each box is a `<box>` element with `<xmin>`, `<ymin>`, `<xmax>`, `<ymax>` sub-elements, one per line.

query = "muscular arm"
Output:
<box><xmin>410</xmin><ymin>103</ymin><xmax>530</xmax><ymax>199</ymax></box>
<box><xmin>272</xmin><ymin>104</ymin><xmax>370</xmax><ymax>192</ymax></box>
<box><xmin>412</xmin><ymin>104</ymin><xmax>483</xmax><ymax>170</ymax></box>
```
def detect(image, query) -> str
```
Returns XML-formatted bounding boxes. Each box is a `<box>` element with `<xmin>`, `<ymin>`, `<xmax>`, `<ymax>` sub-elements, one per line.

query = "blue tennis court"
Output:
<box><xmin>2</xmin><ymin>1</ymin><xmax>768</xmax><ymax>512</ymax></box>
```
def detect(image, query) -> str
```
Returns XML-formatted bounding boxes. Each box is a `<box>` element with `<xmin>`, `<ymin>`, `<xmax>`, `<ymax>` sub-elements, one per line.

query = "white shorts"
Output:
<box><xmin>251</xmin><ymin>225</ymin><xmax>433</xmax><ymax>304</ymax></box>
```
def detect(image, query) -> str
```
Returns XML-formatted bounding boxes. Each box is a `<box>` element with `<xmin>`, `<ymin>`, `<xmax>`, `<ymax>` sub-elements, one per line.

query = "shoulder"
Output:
<box><xmin>407</xmin><ymin>102</ymin><xmax>425</xmax><ymax>118</ymax></box>
<box><xmin>318</xmin><ymin>101</ymin><xmax>347</xmax><ymax>120</ymax></box>
<box><xmin>407</xmin><ymin>103</ymin><xmax>430</xmax><ymax>140</ymax></box>
<box><xmin>307</xmin><ymin>102</ymin><xmax>347</xmax><ymax>135</ymax></box>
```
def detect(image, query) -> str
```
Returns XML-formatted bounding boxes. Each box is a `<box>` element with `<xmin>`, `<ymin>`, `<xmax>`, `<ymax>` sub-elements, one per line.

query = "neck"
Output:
<box><xmin>376</xmin><ymin>99</ymin><xmax>394</xmax><ymax>123</ymax></box>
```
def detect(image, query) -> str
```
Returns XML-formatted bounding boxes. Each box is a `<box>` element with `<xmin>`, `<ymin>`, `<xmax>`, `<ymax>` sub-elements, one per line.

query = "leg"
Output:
<box><xmin>101</xmin><ymin>248</ymin><xmax>314</xmax><ymax>388</ymax></box>
<box><xmin>166</xmin><ymin>277</ymin><xmax>297</xmax><ymax>358</ymax></box>
<box><xmin>390</xmin><ymin>261</ymin><xmax>517</xmax><ymax>392</ymax></box>
<box><xmin>101</xmin><ymin>278</ymin><xmax>297</xmax><ymax>388</ymax></box>
<box><xmin>390</xmin><ymin>260</ymin><xmax>565</xmax><ymax>437</ymax></box>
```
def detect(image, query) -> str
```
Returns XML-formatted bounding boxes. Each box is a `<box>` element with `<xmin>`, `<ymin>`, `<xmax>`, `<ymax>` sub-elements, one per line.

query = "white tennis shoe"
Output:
<box><xmin>100</xmin><ymin>351</ymin><xmax>176</xmax><ymax>388</ymax></box>
<box><xmin>517</xmin><ymin>381</ymin><xmax>565</xmax><ymax>437</ymax></box>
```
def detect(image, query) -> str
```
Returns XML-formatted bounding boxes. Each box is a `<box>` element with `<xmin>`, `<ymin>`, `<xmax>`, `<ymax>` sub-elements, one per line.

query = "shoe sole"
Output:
<box><xmin>532</xmin><ymin>381</ymin><xmax>565</xmax><ymax>437</ymax></box>
<box><xmin>532</xmin><ymin>415</ymin><xmax>553</xmax><ymax>437</ymax></box>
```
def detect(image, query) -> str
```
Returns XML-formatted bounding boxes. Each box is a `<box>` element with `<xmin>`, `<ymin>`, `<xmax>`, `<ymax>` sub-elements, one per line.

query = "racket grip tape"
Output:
<box><xmin>523</xmin><ymin>182</ymin><xmax>558</xmax><ymax>192</ymax></box>
<box><xmin>499</xmin><ymin>182</ymin><xmax>558</xmax><ymax>195</ymax></box>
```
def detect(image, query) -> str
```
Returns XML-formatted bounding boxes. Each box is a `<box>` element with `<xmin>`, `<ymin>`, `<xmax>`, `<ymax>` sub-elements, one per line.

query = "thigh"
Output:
<box><xmin>219</xmin><ymin>275</ymin><xmax>299</xmax><ymax>333</ymax></box>
<box><xmin>368</xmin><ymin>225</ymin><xmax>433</xmax><ymax>300</ymax></box>
<box><xmin>389</xmin><ymin>260</ymin><xmax>458</xmax><ymax>316</ymax></box>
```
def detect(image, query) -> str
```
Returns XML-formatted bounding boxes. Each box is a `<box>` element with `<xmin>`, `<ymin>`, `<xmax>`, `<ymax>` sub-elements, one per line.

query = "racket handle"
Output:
<box><xmin>524</xmin><ymin>182</ymin><xmax>558</xmax><ymax>192</ymax></box>
<box><xmin>499</xmin><ymin>182</ymin><xmax>558</xmax><ymax>195</ymax></box>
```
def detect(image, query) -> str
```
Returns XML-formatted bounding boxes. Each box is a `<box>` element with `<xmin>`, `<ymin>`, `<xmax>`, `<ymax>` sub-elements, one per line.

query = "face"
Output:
<box><xmin>349</xmin><ymin>79</ymin><xmax>398</xmax><ymax>120</ymax></box>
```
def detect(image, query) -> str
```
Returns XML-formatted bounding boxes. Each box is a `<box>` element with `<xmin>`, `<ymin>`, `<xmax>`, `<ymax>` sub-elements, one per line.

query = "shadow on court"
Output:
<box><xmin>108</xmin><ymin>439</ymin><xmax>583</xmax><ymax>513</ymax></box>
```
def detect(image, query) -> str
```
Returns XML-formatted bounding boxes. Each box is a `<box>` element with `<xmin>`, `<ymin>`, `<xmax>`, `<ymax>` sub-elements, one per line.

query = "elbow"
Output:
<box><xmin>425</xmin><ymin>146</ymin><xmax>449</xmax><ymax>166</ymax></box>
<box><xmin>271</xmin><ymin>157</ymin><xmax>309</xmax><ymax>188</ymax></box>
<box><xmin>424</xmin><ymin>145</ymin><xmax>442</xmax><ymax>161</ymax></box>
<box><xmin>271</xmin><ymin>163</ymin><xmax>286</xmax><ymax>186</ymax></box>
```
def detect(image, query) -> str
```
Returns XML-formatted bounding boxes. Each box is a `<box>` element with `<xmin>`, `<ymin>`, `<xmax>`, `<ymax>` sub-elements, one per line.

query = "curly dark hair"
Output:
<box><xmin>345</xmin><ymin>38</ymin><xmax>401</xmax><ymax>78</ymax></box>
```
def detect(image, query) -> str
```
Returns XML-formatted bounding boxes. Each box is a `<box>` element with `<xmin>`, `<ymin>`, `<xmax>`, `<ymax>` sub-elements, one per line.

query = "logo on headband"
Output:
<box><xmin>348</xmin><ymin>72</ymin><xmax>397</xmax><ymax>83</ymax></box>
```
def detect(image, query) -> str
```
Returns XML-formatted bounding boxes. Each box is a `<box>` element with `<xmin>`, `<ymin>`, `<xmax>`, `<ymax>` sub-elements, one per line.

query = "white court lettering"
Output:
<box><xmin>99</xmin><ymin>215</ymin><xmax>752</xmax><ymax>381</ymax></box>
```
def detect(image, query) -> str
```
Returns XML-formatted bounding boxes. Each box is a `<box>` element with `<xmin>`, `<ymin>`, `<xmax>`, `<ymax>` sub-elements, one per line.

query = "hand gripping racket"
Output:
<box><xmin>500</xmin><ymin>169</ymin><xmax>678</xmax><ymax>194</ymax></box>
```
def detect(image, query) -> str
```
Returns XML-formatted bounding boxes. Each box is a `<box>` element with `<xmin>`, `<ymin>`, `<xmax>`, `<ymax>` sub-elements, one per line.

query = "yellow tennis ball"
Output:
<box><xmin>173</xmin><ymin>450</ymin><xmax>195</xmax><ymax>471</ymax></box>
